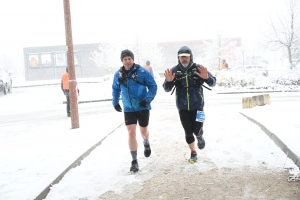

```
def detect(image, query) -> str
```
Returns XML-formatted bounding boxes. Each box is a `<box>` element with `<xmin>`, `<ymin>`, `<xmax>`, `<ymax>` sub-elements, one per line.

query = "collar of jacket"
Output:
<box><xmin>178</xmin><ymin>62</ymin><xmax>195</xmax><ymax>72</ymax></box>
<box><xmin>121</xmin><ymin>63</ymin><xmax>139</xmax><ymax>73</ymax></box>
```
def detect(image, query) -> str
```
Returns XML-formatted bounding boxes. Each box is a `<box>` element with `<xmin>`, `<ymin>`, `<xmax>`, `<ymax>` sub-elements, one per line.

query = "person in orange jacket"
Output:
<box><xmin>61</xmin><ymin>67</ymin><xmax>71</xmax><ymax>117</ymax></box>
<box><xmin>221</xmin><ymin>59</ymin><xmax>228</xmax><ymax>70</ymax></box>
<box><xmin>144</xmin><ymin>60</ymin><xmax>154</xmax><ymax>77</ymax></box>
<box><xmin>61</xmin><ymin>67</ymin><xmax>80</xmax><ymax>117</ymax></box>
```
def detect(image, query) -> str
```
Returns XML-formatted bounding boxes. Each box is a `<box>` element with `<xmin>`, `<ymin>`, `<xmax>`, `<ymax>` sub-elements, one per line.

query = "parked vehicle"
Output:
<box><xmin>0</xmin><ymin>67</ymin><xmax>12</xmax><ymax>95</ymax></box>
<box><xmin>227</xmin><ymin>65</ymin><xmax>268</xmax><ymax>76</ymax></box>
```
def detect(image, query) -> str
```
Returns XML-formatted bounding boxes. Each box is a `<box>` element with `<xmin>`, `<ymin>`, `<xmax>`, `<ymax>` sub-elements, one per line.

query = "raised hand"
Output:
<box><xmin>164</xmin><ymin>68</ymin><xmax>175</xmax><ymax>82</ymax></box>
<box><xmin>195</xmin><ymin>66</ymin><xmax>209</xmax><ymax>80</ymax></box>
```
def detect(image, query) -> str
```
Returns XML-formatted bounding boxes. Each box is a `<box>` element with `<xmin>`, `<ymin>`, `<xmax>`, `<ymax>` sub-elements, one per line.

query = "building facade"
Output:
<box><xmin>23</xmin><ymin>43</ymin><xmax>102</xmax><ymax>81</ymax></box>
<box><xmin>24</xmin><ymin>38</ymin><xmax>241</xmax><ymax>81</ymax></box>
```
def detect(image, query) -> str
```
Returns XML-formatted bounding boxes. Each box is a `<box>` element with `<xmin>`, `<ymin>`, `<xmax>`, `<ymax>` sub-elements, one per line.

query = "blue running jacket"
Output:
<box><xmin>112</xmin><ymin>64</ymin><xmax>157</xmax><ymax>112</ymax></box>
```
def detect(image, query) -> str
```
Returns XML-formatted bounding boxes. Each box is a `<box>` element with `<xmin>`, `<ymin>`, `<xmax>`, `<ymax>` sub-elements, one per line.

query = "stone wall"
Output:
<box><xmin>242</xmin><ymin>94</ymin><xmax>271</xmax><ymax>109</ymax></box>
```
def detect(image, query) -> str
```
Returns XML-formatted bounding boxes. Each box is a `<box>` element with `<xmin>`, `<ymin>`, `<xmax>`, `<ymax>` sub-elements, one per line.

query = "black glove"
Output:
<box><xmin>114</xmin><ymin>104</ymin><xmax>122</xmax><ymax>112</ymax></box>
<box><xmin>139</xmin><ymin>100</ymin><xmax>148</xmax><ymax>108</ymax></box>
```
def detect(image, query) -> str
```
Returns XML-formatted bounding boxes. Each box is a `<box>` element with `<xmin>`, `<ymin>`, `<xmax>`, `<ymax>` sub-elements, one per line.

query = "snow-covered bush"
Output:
<box><xmin>213</xmin><ymin>68</ymin><xmax>300</xmax><ymax>91</ymax></box>
<box><xmin>269</xmin><ymin>69</ymin><xmax>300</xmax><ymax>86</ymax></box>
<box><xmin>214</xmin><ymin>70</ymin><xmax>257</xmax><ymax>88</ymax></box>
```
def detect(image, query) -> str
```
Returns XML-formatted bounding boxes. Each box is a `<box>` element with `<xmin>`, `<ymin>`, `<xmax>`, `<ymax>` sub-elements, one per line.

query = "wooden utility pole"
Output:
<box><xmin>63</xmin><ymin>0</ymin><xmax>79</xmax><ymax>128</ymax></box>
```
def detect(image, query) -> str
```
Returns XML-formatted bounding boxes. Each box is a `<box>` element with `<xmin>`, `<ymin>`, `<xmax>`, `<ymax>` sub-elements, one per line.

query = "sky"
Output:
<box><xmin>0</xmin><ymin>75</ymin><xmax>299</xmax><ymax>199</ymax></box>
<box><xmin>0</xmin><ymin>0</ymin><xmax>288</xmax><ymax>75</ymax></box>
<box><xmin>0</xmin><ymin>0</ymin><xmax>285</xmax><ymax>48</ymax></box>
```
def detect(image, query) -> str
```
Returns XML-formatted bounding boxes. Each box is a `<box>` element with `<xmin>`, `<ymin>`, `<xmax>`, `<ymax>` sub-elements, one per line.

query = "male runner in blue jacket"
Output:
<box><xmin>112</xmin><ymin>49</ymin><xmax>157</xmax><ymax>172</ymax></box>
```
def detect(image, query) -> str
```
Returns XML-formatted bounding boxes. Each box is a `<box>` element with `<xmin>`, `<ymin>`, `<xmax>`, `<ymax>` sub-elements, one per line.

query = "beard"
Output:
<box><xmin>181</xmin><ymin>62</ymin><xmax>189</xmax><ymax>68</ymax></box>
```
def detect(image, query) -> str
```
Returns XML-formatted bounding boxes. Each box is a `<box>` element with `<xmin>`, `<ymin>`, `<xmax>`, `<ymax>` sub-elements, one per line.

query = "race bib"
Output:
<box><xmin>196</xmin><ymin>111</ymin><xmax>205</xmax><ymax>122</ymax></box>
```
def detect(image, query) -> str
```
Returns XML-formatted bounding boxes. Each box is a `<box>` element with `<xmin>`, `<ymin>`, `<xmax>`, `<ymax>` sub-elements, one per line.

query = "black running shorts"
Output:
<box><xmin>124</xmin><ymin>110</ymin><xmax>150</xmax><ymax>127</ymax></box>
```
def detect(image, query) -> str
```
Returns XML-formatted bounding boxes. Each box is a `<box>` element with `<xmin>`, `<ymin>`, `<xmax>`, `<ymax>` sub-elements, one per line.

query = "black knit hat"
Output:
<box><xmin>120</xmin><ymin>49</ymin><xmax>134</xmax><ymax>61</ymax></box>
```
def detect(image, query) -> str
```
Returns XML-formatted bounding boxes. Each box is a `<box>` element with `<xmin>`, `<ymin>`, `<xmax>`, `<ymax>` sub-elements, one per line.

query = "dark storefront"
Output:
<box><xmin>23</xmin><ymin>43</ymin><xmax>103</xmax><ymax>81</ymax></box>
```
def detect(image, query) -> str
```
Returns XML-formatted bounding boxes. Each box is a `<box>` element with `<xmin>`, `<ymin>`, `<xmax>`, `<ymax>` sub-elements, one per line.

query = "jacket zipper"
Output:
<box><xmin>185</xmin><ymin>73</ymin><xmax>190</xmax><ymax>110</ymax></box>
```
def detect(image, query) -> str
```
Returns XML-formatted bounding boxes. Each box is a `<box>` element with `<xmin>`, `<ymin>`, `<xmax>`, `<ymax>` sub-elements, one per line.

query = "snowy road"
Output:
<box><xmin>0</xmin><ymin>82</ymin><xmax>113</xmax><ymax>135</ymax></box>
<box><xmin>46</xmin><ymin>95</ymin><xmax>300</xmax><ymax>200</ymax></box>
<box><xmin>0</xmin><ymin>80</ymin><xmax>299</xmax><ymax>200</ymax></box>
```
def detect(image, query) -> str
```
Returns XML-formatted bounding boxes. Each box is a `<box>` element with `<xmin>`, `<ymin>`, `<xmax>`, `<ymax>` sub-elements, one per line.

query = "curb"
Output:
<box><xmin>216</xmin><ymin>90</ymin><xmax>300</xmax><ymax>94</ymax></box>
<box><xmin>13</xmin><ymin>81</ymin><xmax>103</xmax><ymax>88</ymax></box>
<box><xmin>63</xmin><ymin>99</ymin><xmax>113</xmax><ymax>104</ymax></box>
<box><xmin>34</xmin><ymin>122</ymin><xmax>124</xmax><ymax>200</ymax></box>
<box><xmin>13</xmin><ymin>83</ymin><xmax>60</xmax><ymax>88</ymax></box>
<box><xmin>240</xmin><ymin>112</ymin><xmax>300</xmax><ymax>169</ymax></box>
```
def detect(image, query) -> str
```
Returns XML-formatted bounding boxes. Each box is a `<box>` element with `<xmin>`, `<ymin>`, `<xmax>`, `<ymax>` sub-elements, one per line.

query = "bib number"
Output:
<box><xmin>196</xmin><ymin>111</ymin><xmax>205</xmax><ymax>122</ymax></box>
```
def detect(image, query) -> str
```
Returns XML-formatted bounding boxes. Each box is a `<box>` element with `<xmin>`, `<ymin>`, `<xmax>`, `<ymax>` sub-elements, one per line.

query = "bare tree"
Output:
<box><xmin>129</xmin><ymin>35</ymin><xmax>165</xmax><ymax>72</ymax></box>
<box><xmin>0</xmin><ymin>49</ymin><xmax>24</xmax><ymax>75</ymax></box>
<box><xmin>201</xmin><ymin>34</ymin><xmax>238</xmax><ymax>70</ymax></box>
<box><xmin>266</xmin><ymin>0</ymin><xmax>300</xmax><ymax>69</ymax></box>
<box><xmin>91</xmin><ymin>38</ymin><xmax>165</xmax><ymax>75</ymax></box>
<box><xmin>90</xmin><ymin>43</ymin><xmax>125</xmax><ymax>75</ymax></box>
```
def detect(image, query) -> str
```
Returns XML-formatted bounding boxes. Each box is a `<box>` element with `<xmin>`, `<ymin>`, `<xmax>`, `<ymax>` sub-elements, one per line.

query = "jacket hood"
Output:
<box><xmin>178</xmin><ymin>46</ymin><xmax>193</xmax><ymax>63</ymax></box>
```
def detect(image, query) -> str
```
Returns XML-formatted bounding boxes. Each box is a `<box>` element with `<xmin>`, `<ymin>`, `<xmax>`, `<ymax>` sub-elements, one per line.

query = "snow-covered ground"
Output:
<box><xmin>0</xmin><ymin>75</ymin><xmax>299</xmax><ymax>200</ymax></box>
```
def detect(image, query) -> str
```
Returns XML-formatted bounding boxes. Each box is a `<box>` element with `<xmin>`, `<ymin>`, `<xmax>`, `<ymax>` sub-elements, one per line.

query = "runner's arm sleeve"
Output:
<box><xmin>143</xmin><ymin>70</ymin><xmax>157</xmax><ymax>103</ymax></box>
<box><xmin>112</xmin><ymin>72</ymin><xmax>122</xmax><ymax>106</ymax></box>
<box><xmin>204</xmin><ymin>71</ymin><xmax>216</xmax><ymax>87</ymax></box>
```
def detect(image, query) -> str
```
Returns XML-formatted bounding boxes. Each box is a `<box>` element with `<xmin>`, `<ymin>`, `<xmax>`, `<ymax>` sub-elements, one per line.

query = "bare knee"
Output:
<box><xmin>128</xmin><ymin>131</ymin><xmax>136</xmax><ymax>139</ymax></box>
<box><xmin>139</xmin><ymin>126</ymin><xmax>149</xmax><ymax>138</ymax></box>
<box><xmin>127</xmin><ymin>124</ymin><xmax>137</xmax><ymax>140</ymax></box>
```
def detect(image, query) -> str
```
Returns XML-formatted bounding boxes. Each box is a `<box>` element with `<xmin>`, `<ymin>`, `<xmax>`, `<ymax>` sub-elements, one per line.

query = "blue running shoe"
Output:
<box><xmin>197</xmin><ymin>136</ymin><xmax>205</xmax><ymax>149</ymax></box>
